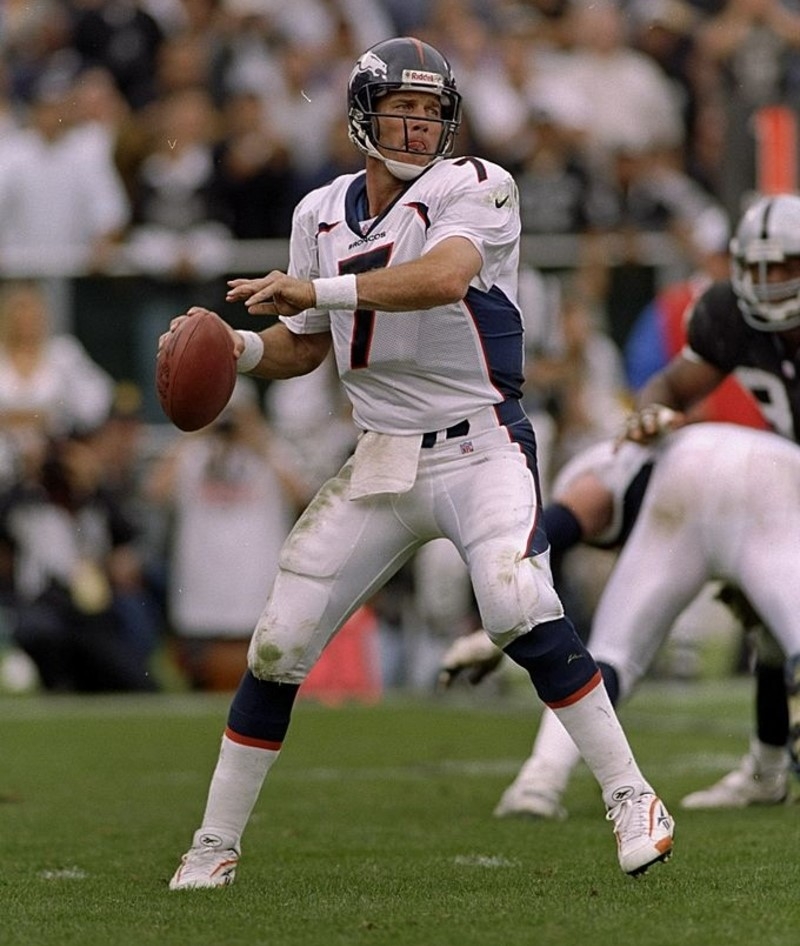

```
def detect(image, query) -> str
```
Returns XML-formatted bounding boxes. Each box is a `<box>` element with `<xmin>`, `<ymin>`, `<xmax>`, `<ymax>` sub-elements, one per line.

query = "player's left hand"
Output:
<box><xmin>226</xmin><ymin>272</ymin><xmax>316</xmax><ymax>317</ymax></box>
<box><xmin>157</xmin><ymin>307</ymin><xmax>242</xmax><ymax>359</ymax></box>
<box><xmin>438</xmin><ymin>630</ymin><xmax>504</xmax><ymax>688</ymax></box>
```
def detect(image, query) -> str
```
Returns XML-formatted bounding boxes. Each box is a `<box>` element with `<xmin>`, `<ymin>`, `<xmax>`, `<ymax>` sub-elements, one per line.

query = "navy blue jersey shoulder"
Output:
<box><xmin>687</xmin><ymin>281</ymin><xmax>767</xmax><ymax>373</ymax></box>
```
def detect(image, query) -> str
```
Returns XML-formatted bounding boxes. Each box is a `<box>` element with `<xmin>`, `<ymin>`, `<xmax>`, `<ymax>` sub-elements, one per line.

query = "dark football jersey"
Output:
<box><xmin>686</xmin><ymin>280</ymin><xmax>800</xmax><ymax>440</ymax></box>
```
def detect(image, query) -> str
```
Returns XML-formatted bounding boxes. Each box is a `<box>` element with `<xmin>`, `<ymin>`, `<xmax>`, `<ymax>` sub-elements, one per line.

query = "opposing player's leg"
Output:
<box><xmin>170</xmin><ymin>462</ymin><xmax>423</xmax><ymax>889</ymax></box>
<box><xmin>679</xmin><ymin>480</ymin><xmax>800</xmax><ymax>811</ymax></box>
<box><xmin>445</xmin><ymin>428</ymin><xmax>673</xmax><ymax>875</ymax></box>
<box><xmin>681</xmin><ymin>626</ymin><xmax>790</xmax><ymax>809</ymax></box>
<box><xmin>492</xmin><ymin>706</ymin><xmax>579</xmax><ymax>821</ymax></box>
<box><xmin>493</xmin><ymin>439</ymin><xmax>709</xmax><ymax>825</ymax></box>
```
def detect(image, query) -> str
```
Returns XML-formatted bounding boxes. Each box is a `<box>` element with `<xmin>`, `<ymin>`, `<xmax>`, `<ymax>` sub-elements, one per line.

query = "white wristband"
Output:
<box><xmin>312</xmin><ymin>274</ymin><xmax>358</xmax><ymax>311</ymax></box>
<box><xmin>236</xmin><ymin>330</ymin><xmax>264</xmax><ymax>373</ymax></box>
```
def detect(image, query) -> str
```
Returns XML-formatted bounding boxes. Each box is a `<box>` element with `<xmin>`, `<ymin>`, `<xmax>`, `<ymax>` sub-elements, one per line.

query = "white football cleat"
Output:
<box><xmin>680</xmin><ymin>750</ymin><xmax>788</xmax><ymax>810</ymax></box>
<box><xmin>169</xmin><ymin>831</ymin><xmax>240</xmax><ymax>890</ymax></box>
<box><xmin>493</xmin><ymin>779</ymin><xmax>568</xmax><ymax>821</ymax></box>
<box><xmin>606</xmin><ymin>792</ymin><xmax>674</xmax><ymax>876</ymax></box>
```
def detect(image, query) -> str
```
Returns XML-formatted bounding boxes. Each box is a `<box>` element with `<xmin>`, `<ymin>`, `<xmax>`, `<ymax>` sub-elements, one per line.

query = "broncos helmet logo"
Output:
<box><xmin>350</xmin><ymin>50</ymin><xmax>389</xmax><ymax>84</ymax></box>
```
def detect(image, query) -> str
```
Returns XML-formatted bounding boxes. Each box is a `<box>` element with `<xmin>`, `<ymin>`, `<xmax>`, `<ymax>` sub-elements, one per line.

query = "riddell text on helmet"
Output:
<box><xmin>401</xmin><ymin>69</ymin><xmax>443</xmax><ymax>89</ymax></box>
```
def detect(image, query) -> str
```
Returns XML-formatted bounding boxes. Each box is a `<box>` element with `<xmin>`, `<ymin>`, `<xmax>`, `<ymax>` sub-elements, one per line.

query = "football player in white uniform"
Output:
<box><xmin>442</xmin><ymin>423</ymin><xmax>800</xmax><ymax>819</ymax></box>
<box><xmin>163</xmin><ymin>37</ymin><xmax>673</xmax><ymax>889</ymax></box>
<box><xmin>621</xmin><ymin>193</ymin><xmax>800</xmax><ymax>805</ymax></box>
<box><xmin>481</xmin><ymin>196</ymin><xmax>800</xmax><ymax>815</ymax></box>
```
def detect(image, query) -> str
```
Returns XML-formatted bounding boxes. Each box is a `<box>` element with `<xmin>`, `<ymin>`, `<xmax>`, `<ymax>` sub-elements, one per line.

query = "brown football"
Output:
<box><xmin>156</xmin><ymin>311</ymin><xmax>237</xmax><ymax>431</ymax></box>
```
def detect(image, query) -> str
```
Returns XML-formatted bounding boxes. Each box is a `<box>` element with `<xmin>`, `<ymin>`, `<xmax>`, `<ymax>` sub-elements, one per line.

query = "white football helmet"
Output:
<box><xmin>730</xmin><ymin>193</ymin><xmax>800</xmax><ymax>331</ymax></box>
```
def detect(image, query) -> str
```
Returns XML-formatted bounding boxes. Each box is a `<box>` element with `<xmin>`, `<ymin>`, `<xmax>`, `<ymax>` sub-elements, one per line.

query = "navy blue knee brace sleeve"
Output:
<box><xmin>597</xmin><ymin>661</ymin><xmax>620</xmax><ymax>705</ymax></box>
<box><xmin>227</xmin><ymin>671</ymin><xmax>300</xmax><ymax>745</ymax></box>
<box><xmin>503</xmin><ymin>617</ymin><xmax>599</xmax><ymax>705</ymax></box>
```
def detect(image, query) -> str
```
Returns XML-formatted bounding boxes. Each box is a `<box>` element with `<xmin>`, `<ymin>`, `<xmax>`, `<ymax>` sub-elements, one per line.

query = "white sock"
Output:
<box><xmin>550</xmin><ymin>681</ymin><xmax>653</xmax><ymax>808</ymax></box>
<box><xmin>751</xmin><ymin>737</ymin><xmax>789</xmax><ymax>774</ymax></box>
<box><xmin>195</xmin><ymin>734</ymin><xmax>280</xmax><ymax>849</ymax></box>
<box><xmin>513</xmin><ymin>708</ymin><xmax>581</xmax><ymax>796</ymax></box>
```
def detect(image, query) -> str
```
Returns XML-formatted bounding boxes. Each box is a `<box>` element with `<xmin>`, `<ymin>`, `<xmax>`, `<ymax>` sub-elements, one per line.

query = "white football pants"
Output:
<box><xmin>247</xmin><ymin>407</ymin><xmax>564</xmax><ymax>683</ymax></box>
<box><xmin>589</xmin><ymin>423</ymin><xmax>800</xmax><ymax>697</ymax></box>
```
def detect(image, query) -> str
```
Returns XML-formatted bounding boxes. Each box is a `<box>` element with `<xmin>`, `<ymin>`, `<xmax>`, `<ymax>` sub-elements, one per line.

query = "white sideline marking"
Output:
<box><xmin>38</xmin><ymin>868</ymin><xmax>88</xmax><ymax>880</ymax></box>
<box><xmin>453</xmin><ymin>855</ymin><xmax>519</xmax><ymax>868</ymax></box>
<box><xmin>267</xmin><ymin>751</ymin><xmax>743</xmax><ymax>784</ymax></box>
<box><xmin>144</xmin><ymin>759</ymin><xmax>525</xmax><ymax>787</ymax></box>
<box><xmin>280</xmin><ymin>759</ymin><xmax>522</xmax><ymax>782</ymax></box>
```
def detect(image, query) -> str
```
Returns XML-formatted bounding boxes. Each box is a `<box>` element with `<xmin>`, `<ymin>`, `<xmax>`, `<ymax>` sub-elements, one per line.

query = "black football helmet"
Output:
<box><xmin>347</xmin><ymin>37</ymin><xmax>462</xmax><ymax>179</ymax></box>
<box><xmin>730</xmin><ymin>193</ymin><xmax>800</xmax><ymax>332</ymax></box>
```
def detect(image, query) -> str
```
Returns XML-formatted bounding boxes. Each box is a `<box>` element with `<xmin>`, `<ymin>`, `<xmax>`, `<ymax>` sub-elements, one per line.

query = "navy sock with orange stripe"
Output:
<box><xmin>227</xmin><ymin>671</ymin><xmax>300</xmax><ymax>745</ymax></box>
<box><xmin>503</xmin><ymin>617</ymin><xmax>599</xmax><ymax>705</ymax></box>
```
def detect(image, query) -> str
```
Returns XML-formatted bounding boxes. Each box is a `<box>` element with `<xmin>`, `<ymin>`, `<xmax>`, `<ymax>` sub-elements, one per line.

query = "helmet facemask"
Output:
<box><xmin>730</xmin><ymin>194</ymin><xmax>800</xmax><ymax>332</ymax></box>
<box><xmin>732</xmin><ymin>255</ymin><xmax>800</xmax><ymax>332</ymax></box>
<box><xmin>359</xmin><ymin>86</ymin><xmax>459</xmax><ymax>159</ymax></box>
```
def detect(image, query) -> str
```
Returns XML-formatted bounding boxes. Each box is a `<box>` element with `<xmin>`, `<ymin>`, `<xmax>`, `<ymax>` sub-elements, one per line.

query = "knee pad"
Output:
<box><xmin>472</xmin><ymin>547</ymin><xmax>564</xmax><ymax>651</ymax></box>
<box><xmin>227</xmin><ymin>671</ymin><xmax>300</xmax><ymax>744</ymax></box>
<box><xmin>247</xmin><ymin>567</ymin><xmax>334</xmax><ymax>684</ymax></box>
<box><xmin>504</xmin><ymin>617</ymin><xmax>599</xmax><ymax>705</ymax></box>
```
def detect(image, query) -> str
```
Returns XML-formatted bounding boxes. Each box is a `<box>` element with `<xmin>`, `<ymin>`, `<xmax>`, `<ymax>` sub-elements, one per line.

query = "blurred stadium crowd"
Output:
<box><xmin>1</xmin><ymin>0</ymin><xmax>798</xmax><ymax>695</ymax></box>
<box><xmin>5</xmin><ymin>0</ymin><xmax>798</xmax><ymax>264</ymax></box>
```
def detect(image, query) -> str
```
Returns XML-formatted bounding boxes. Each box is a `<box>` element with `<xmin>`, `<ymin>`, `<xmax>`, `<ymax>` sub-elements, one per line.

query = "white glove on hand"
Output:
<box><xmin>438</xmin><ymin>630</ymin><xmax>504</xmax><ymax>688</ymax></box>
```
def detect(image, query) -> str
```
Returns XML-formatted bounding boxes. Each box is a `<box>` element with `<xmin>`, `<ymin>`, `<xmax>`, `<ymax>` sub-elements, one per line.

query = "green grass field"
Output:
<box><xmin>3</xmin><ymin>676</ymin><xmax>799</xmax><ymax>946</ymax></box>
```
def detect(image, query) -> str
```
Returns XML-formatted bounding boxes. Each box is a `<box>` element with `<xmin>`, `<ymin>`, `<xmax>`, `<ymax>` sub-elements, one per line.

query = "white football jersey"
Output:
<box><xmin>279</xmin><ymin>157</ymin><xmax>523</xmax><ymax>434</ymax></box>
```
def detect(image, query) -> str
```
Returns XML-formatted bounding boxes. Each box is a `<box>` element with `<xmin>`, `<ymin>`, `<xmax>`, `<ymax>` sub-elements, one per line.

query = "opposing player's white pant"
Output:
<box><xmin>247</xmin><ymin>410</ymin><xmax>564</xmax><ymax>684</ymax></box>
<box><xmin>499</xmin><ymin>423</ymin><xmax>800</xmax><ymax>810</ymax></box>
<box><xmin>589</xmin><ymin>423</ymin><xmax>800</xmax><ymax>697</ymax></box>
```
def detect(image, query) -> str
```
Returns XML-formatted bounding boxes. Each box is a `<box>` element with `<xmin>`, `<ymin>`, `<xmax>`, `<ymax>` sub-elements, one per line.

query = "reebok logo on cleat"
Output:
<box><xmin>611</xmin><ymin>786</ymin><xmax>635</xmax><ymax>803</ymax></box>
<box><xmin>199</xmin><ymin>834</ymin><xmax>224</xmax><ymax>848</ymax></box>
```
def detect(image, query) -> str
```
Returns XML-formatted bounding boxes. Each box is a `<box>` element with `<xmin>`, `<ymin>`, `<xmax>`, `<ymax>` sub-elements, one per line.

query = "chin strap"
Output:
<box><xmin>356</xmin><ymin>133</ymin><xmax>440</xmax><ymax>181</ymax></box>
<box><xmin>382</xmin><ymin>155</ymin><xmax>438</xmax><ymax>181</ymax></box>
